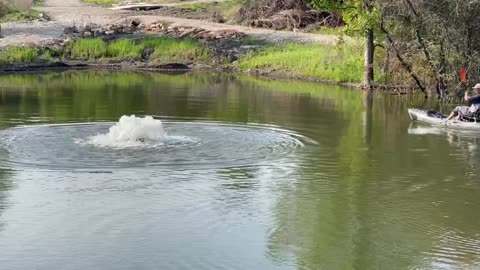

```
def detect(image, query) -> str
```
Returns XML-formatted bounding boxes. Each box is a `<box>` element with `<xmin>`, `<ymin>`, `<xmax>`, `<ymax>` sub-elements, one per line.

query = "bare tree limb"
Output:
<box><xmin>380</xmin><ymin>17</ymin><xmax>428</xmax><ymax>98</ymax></box>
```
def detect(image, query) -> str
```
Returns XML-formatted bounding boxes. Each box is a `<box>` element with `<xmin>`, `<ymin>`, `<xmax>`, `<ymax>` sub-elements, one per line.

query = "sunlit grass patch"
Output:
<box><xmin>107</xmin><ymin>39</ymin><xmax>143</xmax><ymax>60</ymax></box>
<box><xmin>0</xmin><ymin>46</ymin><xmax>40</xmax><ymax>64</ymax></box>
<box><xmin>68</xmin><ymin>38</ymin><xmax>108</xmax><ymax>60</ymax></box>
<box><xmin>63</xmin><ymin>36</ymin><xmax>212</xmax><ymax>63</ymax></box>
<box><xmin>140</xmin><ymin>37</ymin><xmax>212</xmax><ymax>63</ymax></box>
<box><xmin>237</xmin><ymin>43</ymin><xmax>364</xmax><ymax>83</ymax></box>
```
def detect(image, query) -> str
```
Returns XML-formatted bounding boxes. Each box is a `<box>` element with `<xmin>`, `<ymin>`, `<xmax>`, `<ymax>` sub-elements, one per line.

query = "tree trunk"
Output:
<box><xmin>382</xmin><ymin>47</ymin><xmax>390</xmax><ymax>74</ymax></box>
<box><xmin>364</xmin><ymin>28</ymin><xmax>375</xmax><ymax>89</ymax></box>
<box><xmin>363</xmin><ymin>90</ymin><xmax>373</xmax><ymax>146</ymax></box>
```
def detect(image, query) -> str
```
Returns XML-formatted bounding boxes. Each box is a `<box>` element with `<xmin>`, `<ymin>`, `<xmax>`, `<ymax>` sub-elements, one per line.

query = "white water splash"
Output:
<box><xmin>86</xmin><ymin>115</ymin><xmax>167</xmax><ymax>148</ymax></box>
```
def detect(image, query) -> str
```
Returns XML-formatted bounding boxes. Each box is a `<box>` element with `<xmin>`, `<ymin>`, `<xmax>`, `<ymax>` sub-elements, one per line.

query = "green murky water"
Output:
<box><xmin>0</xmin><ymin>71</ymin><xmax>479</xmax><ymax>270</ymax></box>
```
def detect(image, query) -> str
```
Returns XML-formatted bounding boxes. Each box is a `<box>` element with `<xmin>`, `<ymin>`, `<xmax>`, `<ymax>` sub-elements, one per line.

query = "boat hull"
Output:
<box><xmin>408</xmin><ymin>108</ymin><xmax>480</xmax><ymax>131</ymax></box>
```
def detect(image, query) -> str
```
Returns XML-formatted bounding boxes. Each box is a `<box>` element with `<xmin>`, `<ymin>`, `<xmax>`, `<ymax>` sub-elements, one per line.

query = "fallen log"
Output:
<box><xmin>110</xmin><ymin>4</ymin><xmax>165</xmax><ymax>11</ymax></box>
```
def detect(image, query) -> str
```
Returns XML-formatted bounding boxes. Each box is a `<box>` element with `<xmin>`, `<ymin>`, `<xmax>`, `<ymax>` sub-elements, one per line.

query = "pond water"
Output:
<box><xmin>0</xmin><ymin>71</ymin><xmax>479</xmax><ymax>270</ymax></box>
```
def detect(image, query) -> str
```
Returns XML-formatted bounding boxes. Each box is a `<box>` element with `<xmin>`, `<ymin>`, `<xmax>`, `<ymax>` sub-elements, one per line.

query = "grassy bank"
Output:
<box><xmin>0</xmin><ymin>35</ymin><xmax>405</xmax><ymax>88</ymax></box>
<box><xmin>0</xmin><ymin>9</ymin><xmax>42</xmax><ymax>22</ymax></box>
<box><xmin>0</xmin><ymin>36</ymin><xmax>213</xmax><ymax>65</ymax></box>
<box><xmin>237</xmin><ymin>42</ymin><xmax>364</xmax><ymax>83</ymax></box>
<box><xmin>0</xmin><ymin>0</ymin><xmax>44</xmax><ymax>22</ymax></box>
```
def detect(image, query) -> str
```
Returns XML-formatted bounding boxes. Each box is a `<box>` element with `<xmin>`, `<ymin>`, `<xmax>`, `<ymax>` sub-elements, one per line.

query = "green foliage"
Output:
<box><xmin>38</xmin><ymin>36</ymin><xmax>212</xmax><ymax>63</ymax></box>
<box><xmin>343</xmin><ymin>1</ymin><xmax>381</xmax><ymax>34</ymax></box>
<box><xmin>140</xmin><ymin>37</ymin><xmax>211</xmax><ymax>63</ymax></box>
<box><xmin>310</xmin><ymin>0</ymin><xmax>381</xmax><ymax>35</ymax></box>
<box><xmin>0</xmin><ymin>9</ymin><xmax>42</xmax><ymax>22</ymax></box>
<box><xmin>68</xmin><ymin>38</ymin><xmax>108</xmax><ymax>60</ymax></box>
<box><xmin>107</xmin><ymin>39</ymin><xmax>143</xmax><ymax>59</ymax></box>
<box><xmin>0</xmin><ymin>0</ymin><xmax>43</xmax><ymax>23</ymax></box>
<box><xmin>42</xmin><ymin>47</ymin><xmax>64</xmax><ymax>61</ymax></box>
<box><xmin>0</xmin><ymin>36</ymin><xmax>213</xmax><ymax>65</ymax></box>
<box><xmin>0</xmin><ymin>46</ymin><xmax>39</xmax><ymax>64</ymax></box>
<box><xmin>238</xmin><ymin>43</ymin><xmax>364</xmax><ymax>83</ymax></box>
<box><xmin>306</xmin><ymin>26</ymin><xmax>345</xmax><ymax>35</ymax></box>
<box><xmin>33</xmin><ymin>0</ymin><xmax>45</xmax><ymax>7</ymax></box>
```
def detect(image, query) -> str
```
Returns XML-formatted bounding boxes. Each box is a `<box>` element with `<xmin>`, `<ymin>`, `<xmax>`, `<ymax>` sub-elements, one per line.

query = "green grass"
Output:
<box><xmin>0</xmin><ymin>47</ymin><xmax>39</xmax><ymax>64</ymax></box>
<box><xmin>306</xmin><ymin>26</ymin><xmax>345</xmax><ymax>36</ymax></box>
<box><xmin>237</xmin><ymin>43</ymin><xmax>364</xmax><ymax>83</ymax></box>
<box><xmin>139</xmin><ymin>37</ymin><xmax>211</xmax><ymax>63</ymax></box>
<box><xmin>61</xmin><ymin>37</ymin><xmax>212</xmax><ymax>63</ymax></box>
<box><xmin>0</xmin><ymin>34</ymin><xmax>241</xmax><ymax>67</ymax></box>
<box><xmin>68</xmin><ymin>38</ymin><xmax>108</xmax><ymax>60</ymax></box>
<box><xmin>107</xmin><ymin>39</ymin><xmax>143</xmax><ymax>60</ymax></box>
<box><xmin>33</xmin><ymin>0</ymin><xmax>45</xmax><ymax>7</ymax></box>
<box><xmin>0</xmin><ymin>9</ymin><xmax>43</xmax><ymax>23</ymax></box>
<box><xmin>42</xmin><ymin>47</ymin><xmax>64</xmax><ymax>61</ymax></box>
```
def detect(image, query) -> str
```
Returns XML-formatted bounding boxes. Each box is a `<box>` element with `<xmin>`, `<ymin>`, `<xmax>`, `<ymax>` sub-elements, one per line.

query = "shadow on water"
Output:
<box><xmin>0</xmin><ymin>168</ymin><xmax>13</xmax><ymax>232</ymax></box>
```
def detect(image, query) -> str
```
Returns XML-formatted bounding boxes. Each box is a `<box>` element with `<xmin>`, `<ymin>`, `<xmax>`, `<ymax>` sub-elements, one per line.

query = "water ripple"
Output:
<box><xmin>0</xmin><ymin>121</ymin><xmax>306</xmax><ymax>172</ymax></box>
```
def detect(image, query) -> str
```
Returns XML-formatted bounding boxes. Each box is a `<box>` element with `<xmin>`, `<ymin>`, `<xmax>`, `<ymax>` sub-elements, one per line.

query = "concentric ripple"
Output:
<box><xmin>0</xmin><ymin>121</ymin><xmax>304</xmax><ymax>171</ymax></box>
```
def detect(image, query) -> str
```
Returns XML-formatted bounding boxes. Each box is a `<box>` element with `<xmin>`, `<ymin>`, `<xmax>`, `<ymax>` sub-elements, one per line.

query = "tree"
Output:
<box><xmin>309</xmin><ymin>0</ymin><xmax>480</xmax><ymax>98</ymax></box>
<box><xmin>377</xmin><ymin>0</ymin><xmax>480</xmax><ymax>98</ymax></box>
<box><xmin>310</xmin><ymin>0</ymin><xmax>381</xmax><ymax>89</ymax></box>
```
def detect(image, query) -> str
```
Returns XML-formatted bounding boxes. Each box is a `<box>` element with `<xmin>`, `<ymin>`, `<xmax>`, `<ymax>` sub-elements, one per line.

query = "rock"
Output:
<box><xmin>83</xmin><ymin>31</ymin><xmax>93</xmax><ymax>37</ymax></box>
<box><xmin>142</xmin><ymin>47</ymin><xmax>154</xmax><ymax>60</ymax></box>
<box><xmin>63</xmin><ymin>26</ymin><xmax>78</xmax><ymax>34</ymax></box>
<box><xmin>105</xmin><ymin>30</ymin><xmax>115</xmax><ymax>35</ymax></box>
<box><xmin>179</xmin><ymin>28</ymin><xmax>196</xmax><ymax>38</ymax></box>
<box><xmin>43</xmin><ymin>39</ymin><xmax>62</xmax><ymax>47</ymax></box>
<box><xmin>125</xmin><ymin>27</ymin><xmax>136</xmax><ymax>33</ymax></box>
<box><xmin>93</xmin><ymin>28</ymin><xmax>105</xmax><ymax>37</ymax></box>
<box><xmin>158</xmin><ymin>63</ymin><xmax>189</xmax><ymax>70</ymax></box>
<box><xmin>59</xmin><ymin>37</ymin><xmax>72</xmax><ymax>46</ymax></box>
<box><xmin>196</xmin><ymin>31</ymin><xmax>212</xmax><ymax>39</ymax></box>
<box><xmin>130</xmin><ymin>20</ymin><xmax>141</xmax><ymax>27</ymax></box>
<box><xmin>210</xmin><ymin>11</ymin><xmax>225</xmax><ymax>23</ymax></box>
<box><xmin>83</xmin><ymin>23</ymin><xmax>98</xmax><ymax>32</ymax></box>
<box><xmin>22</xmin><ymin>42</ymin><xmax>37</xmax><ymax>48</ymax></box>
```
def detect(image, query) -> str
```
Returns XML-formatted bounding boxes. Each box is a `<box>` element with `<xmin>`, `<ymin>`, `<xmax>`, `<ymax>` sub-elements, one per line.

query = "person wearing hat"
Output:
<box><xmin>447</xmin><ymin>83</ymin><xmax>480</xmax><ymax>120</ymax></box>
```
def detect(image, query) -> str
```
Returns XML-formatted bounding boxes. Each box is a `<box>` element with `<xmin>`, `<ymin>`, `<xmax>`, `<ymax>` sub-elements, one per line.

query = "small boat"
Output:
<box><xmin>408</xmin><ymin>108</ymin><xmax>480</xmax><ymax>131</ymax></box>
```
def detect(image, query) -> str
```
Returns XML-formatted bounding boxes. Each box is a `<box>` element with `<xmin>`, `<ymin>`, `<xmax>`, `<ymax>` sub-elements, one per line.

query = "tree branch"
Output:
<box><xmin>380</xmin><ymin>17</ymin><xmax>428</xmax><ymax>98</ymax></box>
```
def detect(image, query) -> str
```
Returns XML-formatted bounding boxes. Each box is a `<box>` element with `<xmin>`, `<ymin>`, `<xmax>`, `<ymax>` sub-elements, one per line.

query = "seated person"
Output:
<box><xmin>447</xmin><ymin>83</ymin><xmax>480</xmax><ymax>120</ymax></box>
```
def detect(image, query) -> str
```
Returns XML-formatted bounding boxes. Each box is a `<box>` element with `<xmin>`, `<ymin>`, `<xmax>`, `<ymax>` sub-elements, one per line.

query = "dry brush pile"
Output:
<box><xmin>236</xmin><ymin>0</ymin><xmax>343</xmax><ymax>30</ymax></box>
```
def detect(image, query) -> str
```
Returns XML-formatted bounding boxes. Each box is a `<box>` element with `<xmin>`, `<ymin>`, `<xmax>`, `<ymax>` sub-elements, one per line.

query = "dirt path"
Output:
<box><xmin>111</xmin><ymin>0</ymin><xmax>231</xmax><ymax>9</ymax></box>
<box><xmin>0</xmin><ymin>0</ymin><xmax>341</xmax><ymax>47</ymax></box>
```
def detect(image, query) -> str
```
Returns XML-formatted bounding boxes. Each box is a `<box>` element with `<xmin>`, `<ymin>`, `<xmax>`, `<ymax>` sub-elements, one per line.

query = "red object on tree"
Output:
<box><xmin>460</xmin><ymin>67</ymin><xmax>468</xmax><ymax>82</ymax></box>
